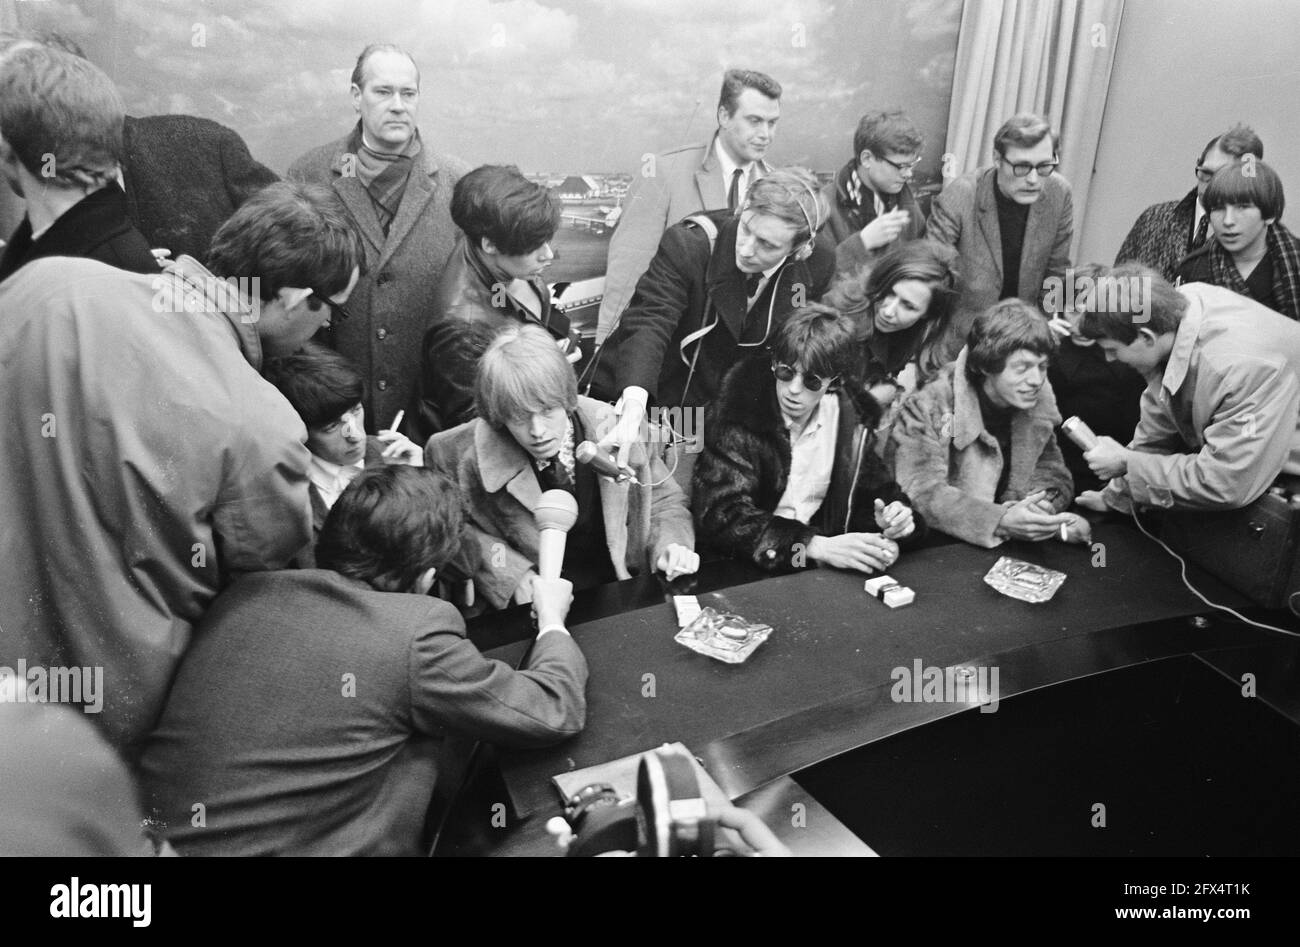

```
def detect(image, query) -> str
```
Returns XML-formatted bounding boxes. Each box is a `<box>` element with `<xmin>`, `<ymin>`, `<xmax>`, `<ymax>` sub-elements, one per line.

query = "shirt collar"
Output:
<box><xmin>714</xmin><ymin>138</ymin><xmax>755</xmax><ymax>188</ymax></box>
<box><xmin>309</xmin><ymin>452</ymin><xmax>364</xmax><ymax>490</ymax></box>
<box><xmin>1161</xmin><ymin>286</ymin><xmax>1206</xmax><ymax>396</ymax></box>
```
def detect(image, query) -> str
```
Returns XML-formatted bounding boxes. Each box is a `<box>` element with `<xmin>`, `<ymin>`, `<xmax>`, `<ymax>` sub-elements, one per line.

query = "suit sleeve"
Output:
<box><xmin>1120</xmin><ymin>356</ymin><xmax>1300</xmax><ymax>510</ymax></box>
<box><xmin>1024</xmin><ymin>431</ymin><xmax>1075</xmax><ymax>509</ymax></box>
<box><xmin>409</xmin><ymin>609</ymin><xmax>588</xmax><ymax>747</ymax></box>
<box><xmin>598</xmin><ymin>169</ymin><xmax>673</xmax><ymax>342</ymax></box>
<box><xmin>217</xmin><ymin>125</ymin><xmax>279</xmax><ymax>208</ymax></box>
<box><xmin>692</xmin><ymin>425</ymin><xmax>816</xmax><ymax>572</ymax></box>
<box><xmin>640</xmin><ymin>445</ymin><xmax>695</xmax><ymax>566</ymax></box>
<box><xmin>889</xmin><ymin>391</ymin><xmax>1008</xmax><ymax>548</ymax></box>
<box><xmin>923</xmin><ymin>184</ymin><xmax>963</xmax><ymax>248</ymax></box>
<box><xmin>606</xmin><ymin>224</ymin><xmax>702</xmax><ymax>401</ymax></box>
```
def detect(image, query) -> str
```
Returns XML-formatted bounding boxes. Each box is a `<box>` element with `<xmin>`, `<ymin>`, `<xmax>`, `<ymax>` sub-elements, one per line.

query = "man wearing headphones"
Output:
<box><xmin>589</xmin><ymin>167</ymin><xmax>836</xmax><ymax>492</ymax></box>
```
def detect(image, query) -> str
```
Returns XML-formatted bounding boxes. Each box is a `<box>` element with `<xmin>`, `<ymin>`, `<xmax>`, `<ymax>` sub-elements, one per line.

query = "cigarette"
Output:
<box><xmin>389</xmin><ymin>409</ymin><xmax>405</xmax><ymax>432</ymax></box>
<box><xmin>1060</xmin><ymin>522</ymin><xmax>1069</xmax><ymax>542</ymax></box>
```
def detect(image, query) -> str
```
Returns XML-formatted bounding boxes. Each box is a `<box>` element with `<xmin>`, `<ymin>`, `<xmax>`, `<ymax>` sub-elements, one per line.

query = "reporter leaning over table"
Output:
<box><xmin>425</xmin><ymin>324</ymin><xmax>698</xmax><ymax>610</ymax></box>
<box><xmin>886</xmin><ymin>298</ymin><xmax>1086</xmax><ymax>548</ymax></box>
<box><xmin>693</xmin><ymin>304</ymin><xmax>927</xmax><ymax>574</ymax></box>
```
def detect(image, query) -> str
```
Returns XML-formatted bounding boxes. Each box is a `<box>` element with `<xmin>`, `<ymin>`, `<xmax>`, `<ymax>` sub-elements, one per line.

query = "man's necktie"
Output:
<box><xmin>727</xmin><ymin>168</ymin><xmax>743</xmax><ymax>212</ymax></box>
<box><xmin>1192</xmin><ymin>214</ymin><xmax>1210</xmax><ymax>250</ymax></box>
<box><xmin>744</xmin><ymin>271</ymin><xmax>763</xmax><ymax>299</ymax></box>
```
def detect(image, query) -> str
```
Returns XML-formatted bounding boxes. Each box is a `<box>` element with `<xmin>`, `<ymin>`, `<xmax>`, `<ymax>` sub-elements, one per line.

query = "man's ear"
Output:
<box><xmin>412</xmin><ymin>567</ymin><xmax>438</xmax><ymax>596</ymax></box>
<box><xmin>717</xmin><ymin>104</ymin><xmax>730</xmax><ymax>127</ymax></box>
<box><xmin>1136</xmin><ymin>327</ymin><xmax>1159</xmax><ymax>346</ymax></box>
<box><xmin>859</xmin><ymin>149</ymin><xmax>874</xmax><ymax>167</ymax></box>
<box><xmin>350</xmin><ymin>83</ymin><xmax>362</xmax><ymax>114</ymax></box>
<box><xmin>480</xmin><ymin>237</ymin><xmax>499</xmax><ymax>257</ymax></box>
<box><xmin>278</xmin><ymin>287</ymin><xmax>314</xmax><ymax>312</ymax></box>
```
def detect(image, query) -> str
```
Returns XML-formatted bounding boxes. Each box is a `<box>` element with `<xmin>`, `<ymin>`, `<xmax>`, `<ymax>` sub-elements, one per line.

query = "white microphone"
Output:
<box><xmin>534</xmin><ymin>489</ymin><xmax>579</xmax><ymax>580</ymax></box>
<box><xmin>575</xmin><ymin>440</ymin><xmax>629</xmax><ymax>481</ymax></box>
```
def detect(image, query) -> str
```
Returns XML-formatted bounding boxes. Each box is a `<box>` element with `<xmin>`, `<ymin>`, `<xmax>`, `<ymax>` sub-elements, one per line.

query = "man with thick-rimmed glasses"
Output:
<box><xmin>1116</xmin><ymin>124</ymin><xmax>1265</xmax><ymax>282</ymax></box>
<box><xmin>924</xmin><ymin>112</ymin><xmax>1073</xmax><ymax>363</ymax></box>
<box><xmin>821</xmin><ymin>108</ymin><xmax>928</xmax><ymax>277</ymax></box>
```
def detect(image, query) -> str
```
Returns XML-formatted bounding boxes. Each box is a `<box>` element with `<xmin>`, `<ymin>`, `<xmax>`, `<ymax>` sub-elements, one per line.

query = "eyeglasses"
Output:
<box><xmin>308</xmin><ymin>292</ymin><xmax>351</xmax><ymax>327</ymax></box>
<box><xmin>878</xmin><ymin>155</ymin><xmax>922</xmax><ymax>175</ymax></box>
<box><xmin>998</xmin><ymin>156</ymin><xmax>1059</xmax><ymax>178</ymax></box>
<box><xmin>772</xmin><ymin>361</ymin><xmax>838</xmax><ymax>392</ymax></box>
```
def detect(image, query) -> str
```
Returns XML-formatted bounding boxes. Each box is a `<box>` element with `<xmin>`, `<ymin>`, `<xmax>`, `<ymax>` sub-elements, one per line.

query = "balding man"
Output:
<box><xmin>289</xmin><ymin>43</ymin><xmax>470</xmax><ymax>431</ymax></box>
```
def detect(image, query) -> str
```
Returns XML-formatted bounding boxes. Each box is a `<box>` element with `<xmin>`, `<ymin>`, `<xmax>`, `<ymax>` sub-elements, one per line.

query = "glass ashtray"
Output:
<box><xmin>984</xmin><ymin>556</ymin><xmax>1066</xmax><ymax>604</ymax></box>
<box><xmin>674</xmin><ymin>607</ymin><xmax>773</xmax><ymax>664</ymax></box>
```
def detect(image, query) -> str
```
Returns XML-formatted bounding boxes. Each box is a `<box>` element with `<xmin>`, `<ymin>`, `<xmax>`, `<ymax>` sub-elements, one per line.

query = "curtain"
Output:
<box><xmin>944</xmin><ymin>0</ymin><xmax>1125</xmax><ymax>259</ymax></box>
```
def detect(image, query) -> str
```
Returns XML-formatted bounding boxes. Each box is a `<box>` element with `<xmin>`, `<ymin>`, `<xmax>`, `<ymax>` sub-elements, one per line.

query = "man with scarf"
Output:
<box><xmin>1174</xmin><ymin>159</ymin><xmax>1300</xmax><ymax>321</ymax></box>
<box><xmin>820</xmin><ymin>108</ymin><xmax>926</xmax><ymax>277</ymax></box>
<box><xmin>289</xmin><ymin>43</ymin><xmax>470</xmax><ymax>432</ymax></box>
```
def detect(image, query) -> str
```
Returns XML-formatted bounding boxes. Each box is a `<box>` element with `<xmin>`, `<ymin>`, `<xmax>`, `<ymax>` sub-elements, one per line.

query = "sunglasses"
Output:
<box><xmin>772</xmin><ymin>361</ymin><xmax>838</xmax><ymax>392</ymax></box>
<box><xmin>308</xmin><ymin>292</ymin><xmax>351</xmax><ymax>327</ymax></box>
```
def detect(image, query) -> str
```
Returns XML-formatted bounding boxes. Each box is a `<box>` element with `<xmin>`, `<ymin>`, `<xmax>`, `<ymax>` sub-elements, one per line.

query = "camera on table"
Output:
<box><xmin>550</xmin><ymin>746</ymin><xmax>718</xmax><ymax>857</ymax></box>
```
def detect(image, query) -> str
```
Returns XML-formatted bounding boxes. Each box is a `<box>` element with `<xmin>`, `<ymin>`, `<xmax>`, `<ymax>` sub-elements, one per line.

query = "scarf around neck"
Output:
<box><xmin>346</xmin><ymin>123</ymin><xmax>422</xmax><ymax>234</ymax></box>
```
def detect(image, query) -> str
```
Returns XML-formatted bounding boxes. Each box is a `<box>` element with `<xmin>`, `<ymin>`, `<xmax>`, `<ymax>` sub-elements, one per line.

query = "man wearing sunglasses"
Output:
<box><xmin>1116</xmin><ymin>124</ymin><xmax>1264</xmax><ymax>283</ymax></box>
<box><xmin>925</xmin><ymin>113</ymin><xmax>1073</xmax><ymax>363</ymax></box>
<box><xmin>821</xmin><ymin>108</ymin><xmax>927</xmax><ymax>277</ymax></box>
<box><xmin>695</xmin><ymin>306</ymin><xmax>925</xmax><ymax>573</ymax></box>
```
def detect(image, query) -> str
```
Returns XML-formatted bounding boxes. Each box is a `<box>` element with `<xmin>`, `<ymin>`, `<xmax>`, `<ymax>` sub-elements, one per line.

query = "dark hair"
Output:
<box><xmin>208</xmin><ymin>182</ymin><xmax>365</xmax><ymax>301</ymax></box>
<box><xmin>263</xmin><ymin>342</ymin><xmax>366</xmax><ymax>429</ymax></box>
<box><xmin>451</xmin><ymin>165</ymin><xmax>561</xmax><ymax>256</ymax></box>
<box><xmin>316</xmin><ymin>466</ymin><xmax>464</xmax><ymax>593</ymax></box>
<box><xmin>825</xmin><ymin>240</ymin><xmax>960</xmax><ymax>381</ymax></box>
<box><xmin>349</xmin><ymin>42</ymin><xmax>419</xmax><ymax>89</ymax></box>
<box><xmin>0</xmin><ymin>45</ymin><xmax>122</xmax><ymax>186</ymax></box>
<box><xmin>773</xmin><ymin>304</ymin><xmax>858</xmax><ymax>382</ymax></box>
<box><xmin>1203</xmin><ymin>158</ymin><xmax>1284</xmax><ymax>221</ymax></box>
<box><xmin>853</xmin><ymin>108</ymin><xmax>923</xmax><ymax>160</ymax></box>
<box><xmin>1200</xmin><ymin>123</ymin><xmax>1264</xmax><ymax>163</ymax></box>
<box><xmin>1077</xmin><ymin>263</ymin><xmax>1187</xmax><ymax>343</ymax></box>
<box><xmin>965</xmin><ymin>299</ymin><xmax>1059</xmax><ymax>382</ymax></box>
<box><xmin>717</xmin><ymin>68</ymin><xmax>782</xmax><ymax>116</ymax></box>
<box><xmin>993</xmin><ymin>113</ymin><xmax>1058</xmax><ymax>156</ymax></box>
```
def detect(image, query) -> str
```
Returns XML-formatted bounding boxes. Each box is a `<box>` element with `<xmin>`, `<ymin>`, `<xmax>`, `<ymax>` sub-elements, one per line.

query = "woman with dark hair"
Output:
<box><xmin>693</xmin><ymin>305</ymin><xmax>925</xmax><ymax>574</ymax></box>
<box><xmin>1174</xmin><ymin>159</ymin><xmax>1300</xmax><ymax>320</ymax></box>
<box><xmin>824</xmin><ymin>239</ymin><xmax>961</xmax><ymax>421</ymax></box>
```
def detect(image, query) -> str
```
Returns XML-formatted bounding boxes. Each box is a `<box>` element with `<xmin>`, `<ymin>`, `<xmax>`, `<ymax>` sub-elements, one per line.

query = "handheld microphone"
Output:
<box><xmin>1061</xmin><ymin>416</ymin><xmax>1099</xmax><ymax>452</ymax></box>
<box><xmin>534</xmin><ymin>489</ymin><xmax>579</xmax><ymax>580</ymax></box>
<box><xmin>576</xmin><ymin>440</ymin><xmax>631</xmax><ymax>481</ymax></box>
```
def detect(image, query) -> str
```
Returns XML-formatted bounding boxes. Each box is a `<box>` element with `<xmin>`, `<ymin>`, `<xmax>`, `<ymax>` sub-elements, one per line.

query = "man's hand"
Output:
<box><xmin>513</xmin><ymin>570</ymin><xmax>539</xmax><ymax>605</ymax></box>
<box><xmin>859</xmin><ymin>209</ymin><xmax>910</xmax><ymax>252</ymax></box>
<box><xmin>1047</xmin><ymin>316</ymin><xmax>1074</xmax><ymax>338</ymax></box>
<box><xmin>1084</xmin><ymin>436</ymin><xmax>1129</xmax><ymax>480</ymax></box>
<box><xmin>807</xmin><ymin>532</ymin><xmax>899</xmax><ymax>573</ymax></box>
<box><xmin>996</xmin><ymin>491</ymin><xmax>1074</xmax><ymax>541</ymax></box>
<box><xmin>873</xmin><ymin>498</ymin><xmax>915</xmax><ymax>540</ymax></box>
<box><xmin>377</xmin><ymin>429</ymin><xmax>423</xmax><ymax>466</ymax></box>
<box><xmin>1058</xmin><ymin>511</ymin><xmax>1093</xmax><ymax>544</ymax></box>
<box><xmin>655</xmin><ymin>543</ymin><xmax>699</xmax><ymax>580</ymax></box>
<box><xmin>530</xmin><ymin>575</ymin><xmax>574</xmax><ymax>632</ymax></box>
<box><xmin>867</xmin><ymin>381</ymin><xmax>901</xmax><ymax>409</ymax></box>
<box><xmin>715</xmin><ymin>806</ymin><xmax>792</xmax><ymax>857</ymax></box>
<box><xmin>1075</xmin><ymin>490</ymin><xmax>1109</xmax><ymax>513</ymax></box>
<box><xmin>595</xmin><ymin>386</ymin><xmax>647</xmax><ymax>474</ymax></box>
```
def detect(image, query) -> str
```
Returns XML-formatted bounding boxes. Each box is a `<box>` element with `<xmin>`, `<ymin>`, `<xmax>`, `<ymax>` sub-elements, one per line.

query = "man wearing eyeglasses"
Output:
<box><xmin>924</xmin><ymin>113</ymin><xmax>1073</xmax><ymax>362</ymax></box>
<box><xmin>821</xmin><ymin>108</ymin><xmax>927</xmax><ymax>276</ymax></box>
<box><xmin>1116</xmin><ymin>124</ymin><xmax>1264</xmax><ymax>282</ymax></box>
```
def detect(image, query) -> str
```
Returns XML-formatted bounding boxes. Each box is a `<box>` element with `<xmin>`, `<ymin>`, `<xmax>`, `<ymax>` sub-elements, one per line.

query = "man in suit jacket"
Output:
<box><xmin>138</xmin><ymin>466</ymin><xmax>587</xmax><ymax>856</ymax></box>
<box><xmin>1115</xmin><ymin>124</ymin><xmax>1264</xmax><ymax>282</ymax></box>
<box><xmin>288</xmin><ymin>42</ymin><xmax>470</xmax><ymax>430</ymax></box>
<box><xmin>924</xmin><ymin>113</ymin><xmax>1073</xmax><ymax>361</ymax></box>
<box><xmin>121</xmin><ymin>114</ymin><xmax>278</xmax><ymax>264</ymax></box>
<box><xmin>597</xmin><ymin>69</ymin><xmax>781</xmax><ymax>343</ymax></box>
<box><xmin>820</xmin><ymin>108</ymin><xmax>927</xmax><ymax>277</ymax></box>
<box><xmin>0</xmin><ymin>45</ymin><xmax>157</xmax><ymax>282</ymax></box>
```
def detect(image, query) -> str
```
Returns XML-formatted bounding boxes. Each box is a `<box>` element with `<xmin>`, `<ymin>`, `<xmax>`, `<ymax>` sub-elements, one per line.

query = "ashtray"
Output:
<box><xmin>674</xmin><ymin>607</ymin><xmax>773</xmax><ymax>664</ymax></box>
<box><xmin>984</xmin><ymin>556</ymin><xmax>1066</xmax><ymax>603</ymax></box>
